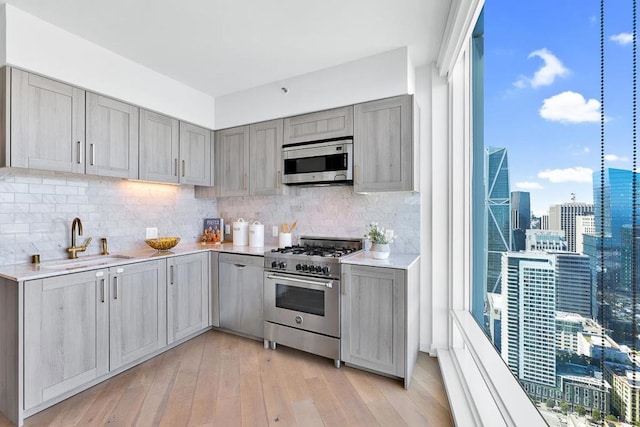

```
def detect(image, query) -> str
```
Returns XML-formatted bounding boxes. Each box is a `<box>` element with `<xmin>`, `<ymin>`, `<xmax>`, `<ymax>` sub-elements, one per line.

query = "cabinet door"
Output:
<box><xmin>179</xmin><ymin>122</ymin><xmax>211</xmax><ymax>185</ymax></box>
<box><xmin>250</xmin><ymin>119</ymin><xmax>284</xmax><ymax>196</ymax></box>
<box><xmin>23</xmin><ymin>270</ymin><xmax>109</xmax><ymax>410</ymax></box>
<box><xmin>216</xmin><ymin>126</ymin><xmax>250</xmax><ymax>196</ymax></box>
<box><xmin>109</xmin><ymin>260</ymin><xmax>167</xmax><ymax>370</ymax></box>
<box><xmin>139</xmin><ymin>109</ymin><xmax>180</xmax><ymax>183</ymax></box>
<box><xmin>284</xmin><ymin>106</ymin><xmax>353</xmax><ymax>144</ymax></box>
<box><xmin>86</xmin><ymin>92</ymin><xmax>139</xmax><ymax>179</ymax></box>
<box><xmin>167</xmin><ymin>252</ymin><xmax>209</xmax><ymax>344</ymax></box>
<box><xmin>354</xmin><ymin>95</ymin><xmax>414</xmax><ymax>192</ymax></box>
<box><xmin>341</xmin><ymin>265</ymin><xmax>405</xmax><ymax>377</ymax></box>
<box><xmin>11</xmin><ymin>69</ymin><xmax>85</xmax><ymax>173</ymax></box>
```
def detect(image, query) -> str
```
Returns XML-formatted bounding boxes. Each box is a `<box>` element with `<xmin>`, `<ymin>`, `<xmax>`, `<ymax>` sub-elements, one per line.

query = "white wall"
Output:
<box><xmin>3</xmin><ymin>5</ymin><xmax>216</xmax><ymax>129</ymax></box>
<box><xmin>215</xmin><ymin>47</ymin><xmax>414</xmax><ymax>129</ymax></box>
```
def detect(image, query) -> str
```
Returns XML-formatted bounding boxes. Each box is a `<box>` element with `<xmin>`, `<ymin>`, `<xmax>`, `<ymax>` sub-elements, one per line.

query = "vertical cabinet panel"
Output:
<box><xmin>11</xmin><ymin>69</ymin><xmax>85</xmax><ymax>173</ymax></box>
<box><xmin>109</xmin><ymin>260</ymin><xmax>167</xmax><ymax>370</ymax></box>
<box><xmin>341</xmin><ymin>265</ymin><xmax>405</xmax><ymax>377</ymax></box>
<box><xmin>139</xmin><ymin>109</ymin><xmax>180</xmax><ymax>183</ymax></box>
<box><xmin>23</xmin><ymin>270</ymin><xmax>109</xmax><ymax>410</ymax></box>
<box><xmin>86</xmin><ymin>93</ymin><xmax>139</xmax><ymax>179</ymax></box>
<box><xmin>250</xmin><ymin>119</ymin><xmax>284</xmax><ymax>196</ymax></box>
<box><xmin>167</xmin><ymin>252</ymin><xmax>209</xmax><ymax>343</ymax></box>
<box><xmin>179</xmin><ymin>122</ymin><xmax>211</xmax><ymax>185</ymax></box>
<box><xmin>354</xmin><ymin>95</ymin><xmax>415</xmax><ymax>192</ymax></box>
<box><xmin>216</xmin><ymin>126</ymin><xmax>250</xmax><ymax>196</ymax></box>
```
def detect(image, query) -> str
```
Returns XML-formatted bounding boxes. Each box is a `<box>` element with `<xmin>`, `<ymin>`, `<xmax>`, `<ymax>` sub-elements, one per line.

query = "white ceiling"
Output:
<box><xmin>1</xmin><ymin>0</ymin><xmax>452</xmax><ymax>97</ymax></box>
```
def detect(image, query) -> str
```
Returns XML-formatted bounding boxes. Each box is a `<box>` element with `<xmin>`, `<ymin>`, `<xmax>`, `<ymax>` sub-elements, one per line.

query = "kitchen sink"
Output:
<box><xmin>42</xmin><ymin>254</ymin><xmax>135</xmax><ymax>271</ymax></box>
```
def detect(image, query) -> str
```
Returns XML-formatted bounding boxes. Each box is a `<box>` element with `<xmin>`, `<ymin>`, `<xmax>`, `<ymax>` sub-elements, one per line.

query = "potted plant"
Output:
<box><xmin>365</xmin><ymin>222</ymin><xmax>395</xmax><ymax>259</ymax></box>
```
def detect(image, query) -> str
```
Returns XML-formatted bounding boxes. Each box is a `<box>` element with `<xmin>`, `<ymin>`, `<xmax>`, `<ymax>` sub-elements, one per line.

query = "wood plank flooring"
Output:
<box><xmin>0</xmin><ymin>330</ymin><xmax>453</xmax><ymax>426</ymax></box>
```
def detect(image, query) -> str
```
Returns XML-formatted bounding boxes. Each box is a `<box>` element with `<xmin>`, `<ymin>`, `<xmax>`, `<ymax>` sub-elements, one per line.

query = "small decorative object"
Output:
<box><xmin>201</xmin><ymin>218</ymin><xmax>224</xmax><ymax>244</ymax></box>
<box><xmin>145</xmin><ymin>237</ymin><xmax>181</xmax><ymax>252</ymax></box>
<box><xmin>365</xmin><ymin>222</ymin><xmax>395</xmax><ymax>260</ymax></box>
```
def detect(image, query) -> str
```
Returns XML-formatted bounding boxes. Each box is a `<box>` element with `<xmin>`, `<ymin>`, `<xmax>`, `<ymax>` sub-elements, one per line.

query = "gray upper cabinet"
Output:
<box><xmin>216</xmin><ymin>125</ymin><xmax>250</xmax><ymax>196</ymax></box>
<box><xmin>23</xmin><ymin>270</ymin><xmax>109</xmax><ymax>410</ymax></box>
<box><xmin>284</xmin><ymin>105</ymin><xmax>353</xmax><ymax>144</ymax></box>
<box><xmin>11</xmin><ymin>69</ymin><xmax>85</xmax><ymax>173</ymax></box>
<box><xmin>109</xmin><ymin>260</ymin><xmax>167</xmax><ymax>371</ymax></box>
<box><xmin>250</xmin><ymin>119</ymin><xmax>284</xmax><ymax>196</ymax></box>
<box><xmin>179</xmin><ymin>122</ymin><xmax>212</xmax><ymax>185</ymax></box>
<box><xmin>139</xmin><ymin>109</ymin><xmax>180</xmax><ymax>183</ymax></box>
<box><xmin>167</xmin><ymin>252</ymin><xmax>209</xmax><ymax>344</ymax></box>
<box><xmin>86</xmin><ymin>92</ymin><xmax>139</xmax><ymax>179</ymax></box>
<box><xmin>354</xmin><ymin>94</ymin><xmax>418</xmax><ymax>193</ymax></box>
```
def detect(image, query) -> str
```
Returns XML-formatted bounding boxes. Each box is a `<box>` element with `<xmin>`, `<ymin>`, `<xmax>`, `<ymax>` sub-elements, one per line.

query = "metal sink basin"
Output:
<box><xmin>42</xmin><ymin>254</ymin><xmax>135</xmax><ymax>271</ymax></box>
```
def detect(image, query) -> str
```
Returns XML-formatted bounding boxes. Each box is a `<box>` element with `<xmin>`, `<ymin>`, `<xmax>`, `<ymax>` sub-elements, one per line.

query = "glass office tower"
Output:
<box><xmin>486</xmin><ymin>147</ymin><xmax>511</xmax><ymax>294</ymax></box>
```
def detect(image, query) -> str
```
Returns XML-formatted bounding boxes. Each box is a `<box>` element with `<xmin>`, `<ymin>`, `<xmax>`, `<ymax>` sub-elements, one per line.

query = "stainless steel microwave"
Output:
<box><xmin>282</xmin><ymin>138</ymin><xmax>353</xmax><ymax>185</ymax></box>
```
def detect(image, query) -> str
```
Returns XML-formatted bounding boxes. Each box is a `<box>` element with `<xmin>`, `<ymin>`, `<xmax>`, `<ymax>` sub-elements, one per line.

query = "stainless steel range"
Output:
<box><xmin>263</xmin><ymin>236</ymin><xmax>363</xmax><ymax>368</ymax></box>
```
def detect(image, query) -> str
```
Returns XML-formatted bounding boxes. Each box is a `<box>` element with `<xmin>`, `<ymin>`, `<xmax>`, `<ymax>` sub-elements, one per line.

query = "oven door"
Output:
<box><xmin>282</xmin><ymin>140</ymin><xmax>353</xmax><ymax>184</ymax></box>
<box><xmin>264</xmin><ymin>272</ymin><xmax>340</xmax><ymax>337</ymax></box>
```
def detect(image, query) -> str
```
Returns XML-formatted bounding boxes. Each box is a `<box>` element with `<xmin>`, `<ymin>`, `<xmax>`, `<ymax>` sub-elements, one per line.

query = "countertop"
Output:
<box><xmin>340</xmin><ymin>251</ymin><xmax>420</xmax><ymax>270</ymax></box>
<box><xmin>0</xmin><ymin>242</ymin><xmax>278</xmax><ymax>282</ymax></box>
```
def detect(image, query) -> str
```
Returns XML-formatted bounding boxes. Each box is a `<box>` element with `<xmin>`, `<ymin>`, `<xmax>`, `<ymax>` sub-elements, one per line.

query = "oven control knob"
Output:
<box><xmin>296</xmin><ymin>263</ymin><xmax>302</xmax><ymax>271</ymax></box>
<box><xmin>322</xmin><ymin>266</ymin><xmax>330</xmax><ymax>275</ymax></box>
<box><xmin>301</xmin><ymin>264</ymin><xmax>309</xmax><ymax>271</ymax></box>
<box><xmin>278</xmin><ymin>262</ymin><xmax>286</xmax><ymax>269</ymax></box>
<box><xmin>271</xmin><ymin>261</ymin><xmax>277</xmax><ymax>268</ymax></box>
<box><xmin>295</xmin><ymin>315</ymin><xmax>303</xmax><ymax>325</ymax></box>
<box><xmin>308</xmin><ymin>265</ymin><xmax>316</xmax><ymax>273</ymax></box>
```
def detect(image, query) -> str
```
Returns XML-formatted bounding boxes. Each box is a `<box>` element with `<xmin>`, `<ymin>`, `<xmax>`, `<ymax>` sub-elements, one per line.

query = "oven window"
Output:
<box><xmin>284</xmin><ymin>154</ymin><xmax>347</xmax><ymax>174</ymax></box>
<box><xmin>275</xmin><ymin>283</ymin><xmax>325</xmax><ymax>316</ymax></box>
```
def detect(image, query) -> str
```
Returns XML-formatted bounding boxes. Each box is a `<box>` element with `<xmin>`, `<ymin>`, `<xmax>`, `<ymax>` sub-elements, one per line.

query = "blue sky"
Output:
<box><xmin>485</xmin><ymin>0</ymin><xmax>634</xmax><ymax>215</ymax></box>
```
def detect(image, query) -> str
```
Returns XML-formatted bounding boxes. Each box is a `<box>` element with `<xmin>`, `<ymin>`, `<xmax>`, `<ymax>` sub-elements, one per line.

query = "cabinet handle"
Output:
<box><xmin>174</xmin><ymin>158</ymin><xmax>178</xmax><ymax>176</ymax></box>
<box><xmin>182</xmin><ymin>160</ymin><xmax>186</xmax><ymax>177</ymax></box>
<box><xmin>342</xmin><ymin>273</ymin><xmax>347</xmax><ymax>295</ymax></box>
<box><xmin>100</xmin><ymin>278</ymin><xmax>106</xmax><ymax>303</ymax></box>
<box><xmin>243</xmin><ymin>173</ymin><xmax>247</xmax><ymax>191</ymax></box>
<box><xmin>354</xmin><ymin>165</ymin><xmax>359</xmax><ymax>185</ymax></box>
<box><xmin>113</xmin><ymin>276</ymin><xmax>119</xmax><ymax>299</ymax></box>
<box><xmin>170</xmin><ymin>265</ymin><xmax>174</xmax><ymax>285</ymax></box>
<box><xmin>277</xmin><ymin>171</ymin><xmax>281</xmax><ymax>188</ymax></box>
<box><xmin>77</xmin><ymin>141</ymin><xmax>82</xmax><ymax>164</ymax></box>
<box><xmin>90</xmin><ymin>144</ymin><xmax>95</xmax><ymax>166</ymax></box>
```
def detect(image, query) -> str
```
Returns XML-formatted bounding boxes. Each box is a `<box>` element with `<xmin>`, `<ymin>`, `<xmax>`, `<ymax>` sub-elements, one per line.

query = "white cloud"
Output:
<box><xmin>611</xmin><ymin>32</ymin><xmax>633</xmax><ymax>45</ymax></box>
<box><xmin>539</xmin><ymin>91</ymin><xmax>601</xmax><ymax>123</ymax></box>
<box><xmin>537</xmin><ymin>167</ymin><xmax>593</xmax><ymax>183</ymax></box>
<box><xmin>515</xmin><ymin>181</ymin><xmax>544</xmax><ymax>190</ymax></box>
<box><xmin>605</xmin><ymin>154</ymin><xmax>629</xmax><ymax>162</ymax></box>
<box><xmin>513</xmin><ymin>48</ymin><xmax>569</xmax><ymax>88</ymax></box>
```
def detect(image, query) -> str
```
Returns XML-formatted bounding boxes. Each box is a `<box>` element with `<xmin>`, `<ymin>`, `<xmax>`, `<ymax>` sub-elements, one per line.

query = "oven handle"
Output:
<box><xmin>266</xmin><ymin>274</ymin><xmax>333</xmax><ymax>289</ymax></box>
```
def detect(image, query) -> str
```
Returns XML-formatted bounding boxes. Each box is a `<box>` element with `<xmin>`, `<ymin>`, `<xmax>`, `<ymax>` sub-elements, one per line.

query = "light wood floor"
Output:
<box><xmin>0</xmin><ymin>330</ymin><xmax>453</xmax><ymax>426</ymax></box>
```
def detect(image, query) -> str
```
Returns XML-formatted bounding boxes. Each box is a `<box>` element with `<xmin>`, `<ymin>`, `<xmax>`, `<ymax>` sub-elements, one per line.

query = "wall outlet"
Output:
<box><xmin>146</xmin><ymin>227</ymin><xmax>158</xmax><ymax>239</ymax></box>
<box><xmin>225</xmin><ymin>224</ymin><xmax>231</xmax><ymax>235</ymax></box>
<box><xmin>385</xmin><ymin>229</ymin><xmax>394</xmax><ymax>242</ymax></box>
<box><xmin>272</xmin><ymin>226</ymin><xmax>278</xmax><ymax>237</ymax></box>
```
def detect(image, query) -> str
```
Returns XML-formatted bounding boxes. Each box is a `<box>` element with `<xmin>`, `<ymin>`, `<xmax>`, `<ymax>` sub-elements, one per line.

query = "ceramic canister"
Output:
<box><xmin>232</xmin><ymin>218</ymin><xmax>249</xmax><ymax>246</ymax></box>
<box><xmin>249</xmin><ymin>221</ymin><xmax>264</xmax><ymax>247</ymax></box>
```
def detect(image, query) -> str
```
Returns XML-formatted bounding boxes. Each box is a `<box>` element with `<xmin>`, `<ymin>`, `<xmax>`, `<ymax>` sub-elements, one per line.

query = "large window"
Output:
<box><xmin>472</xmin><ymin>0</ymin><xmax>638</xmax><ymax>424</ymax></box>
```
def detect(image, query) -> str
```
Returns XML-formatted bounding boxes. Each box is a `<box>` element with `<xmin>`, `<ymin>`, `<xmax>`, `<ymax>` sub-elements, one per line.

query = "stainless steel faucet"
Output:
<box><xmin>68</xmin><ymin>217</ymin><xmax>92</xmax><ymax>259</ymax></box>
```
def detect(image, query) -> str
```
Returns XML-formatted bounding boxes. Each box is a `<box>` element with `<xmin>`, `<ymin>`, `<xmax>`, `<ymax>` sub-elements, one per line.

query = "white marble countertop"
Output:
<box><xmin>340</xmin><ymin>251</ymin><xmax>420</xmax><ymax>270</ymax></box>
<box><xmin>0</xmin><ymin>241</ymin><xmax>277</xmax><ymax>282</ymax></box>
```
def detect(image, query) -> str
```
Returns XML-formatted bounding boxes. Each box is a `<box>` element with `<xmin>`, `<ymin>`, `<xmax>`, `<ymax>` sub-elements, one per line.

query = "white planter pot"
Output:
<box><xmin>370</xmin><ymin>243</ymin><xmax>390</xmax><ymax>259</ymax></box>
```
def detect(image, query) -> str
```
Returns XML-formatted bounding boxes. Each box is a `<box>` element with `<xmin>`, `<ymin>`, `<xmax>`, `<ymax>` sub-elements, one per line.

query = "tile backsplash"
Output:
<box><xmin>217</xmin><ymin>186</ymin><xmax>420</xmax><ymax>253</ymax></box>
<box><xmin>0</xmin><ymin>170</ymin><xmax>419</xmax><ymax>266</ymax></box>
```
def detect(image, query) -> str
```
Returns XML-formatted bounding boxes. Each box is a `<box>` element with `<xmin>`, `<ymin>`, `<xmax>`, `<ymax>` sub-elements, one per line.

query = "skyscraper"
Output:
<box><xmin>486</xmin><ymin>147</ymin><xmax>511</xmax><ymax>293</ymax></box>
<box><xmin>593</xmin><ymin>168</ymin><xmax>637</xmax><ymax>247</ymax></box>
<box><xmin>575</xmin><ymin>214</ymin><xmax>595</xmax><ymax>254</ymax></box>
<box><xmin>620</xmin><ymin>224</ymin><xmax>640</xmax><ymax>292</ymax></box>
<box><xmin>511</xmin><ymin>191</ymin><xmax>530</xmax><ymax>251</ymax></box>
<box><xmin>554</xmin><ymin>252</ymin><xmax>592</xmax><ymax>317</ymax></box>
<box><xmin>548</xmin><ymin>200</ymin><xmax>593</xmax><ymax>253</ymax></box>
<box><xmin>501</xmin><ymin>252</ymin><xmax>556</xmax><ymax>388</ymax></box>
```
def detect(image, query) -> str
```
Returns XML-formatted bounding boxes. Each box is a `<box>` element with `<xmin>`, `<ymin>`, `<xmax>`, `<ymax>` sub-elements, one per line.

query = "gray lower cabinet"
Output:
<box><xmin>10</xmin><ymin>68</ymin><xmax>85</xmax><ymax>173</ymax></box>
<box><xmin>86</xmin><ymin>92</ymin><xmax>139</xmax><ymax>179</ymax></box>
<box><xmin>23</xmin><ymin>269</ymin><xmax>109</xmax><ymax>411</ymax></box>
<box><xmin>353</xmin><ymin>94</ymin><xmax>419</xmax><ymax>192</ymax></box>
<box><xmin>167</xmin><ymin>252</ymin><xmax>209</xmax><ymax>344</ymax></box>
<box><xmin>108</xmin><ymin>261</ymin><xmax>167</xmax><ymax>370</ymax></box>
<box><xmin>341</xmin><ymin>262</ymin><xmax>420</xmax><ymax>388</ymax></box>
<box><xmin>218</xmin><ymin>253</ymin><xmax>264</xmax><ymax>339</ymax></box>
